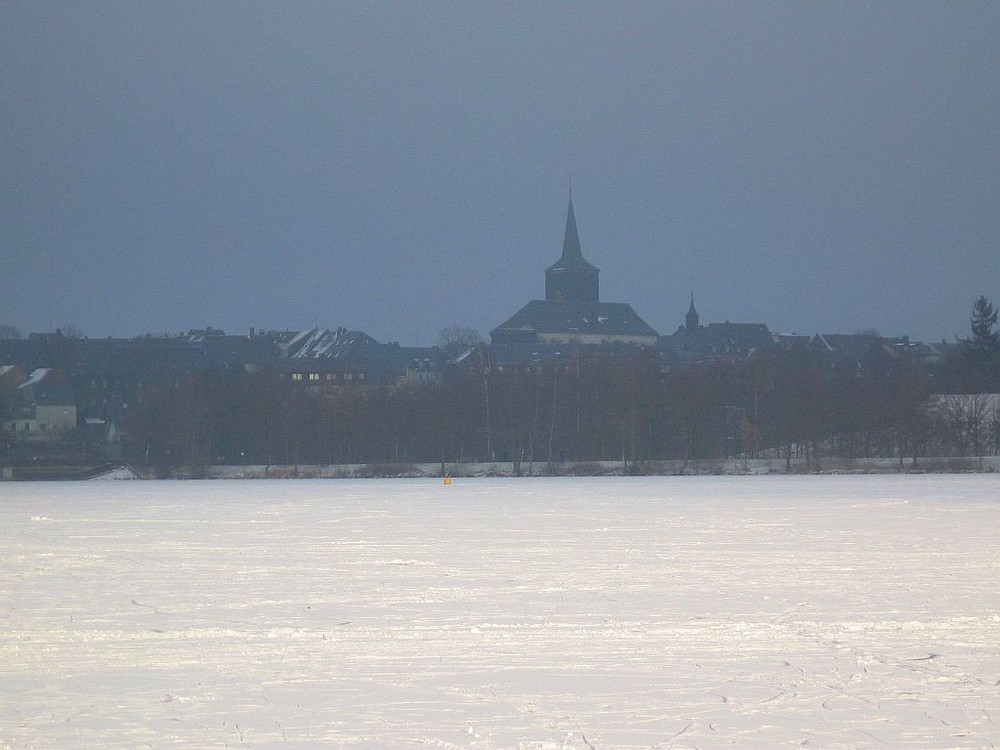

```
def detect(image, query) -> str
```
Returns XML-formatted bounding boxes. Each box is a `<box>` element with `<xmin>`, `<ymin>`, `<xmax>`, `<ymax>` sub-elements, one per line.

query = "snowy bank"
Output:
<box><xmin>184</xmin><ymin>455</ymin><xmax>1000</xmax><ymax>480</ymax></box>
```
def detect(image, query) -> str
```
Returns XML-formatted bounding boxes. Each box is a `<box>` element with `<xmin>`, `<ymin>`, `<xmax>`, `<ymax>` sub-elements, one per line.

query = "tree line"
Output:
<box><xmin>5</xmin><ymin>297</ymin><xmax>997</xmax><ymax>471</ymax></box>
<box><xmin>122</xmin><ymin>330</ymin><xmax>998</xmax><ymax>472</ymax></box>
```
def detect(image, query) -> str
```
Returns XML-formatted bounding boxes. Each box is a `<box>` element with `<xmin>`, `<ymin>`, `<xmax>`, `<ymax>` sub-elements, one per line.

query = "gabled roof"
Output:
<box><xmin>18</xmin><ymin>368</ymin><xmax>51</xmax><ymax>389</ymax></box>
<box><xmin>16</xmin><ymin>368</ymin><xmax>76</xmax><ymax>406</ymax></box>
<box><xmin>0</xmin><ymin>337</ymin><xmax>51</xmax><ymax>371</ymax></box>
<box><xmin>661</xmin><ymin>321</ymin><xmax>772</xmax><ymax>360</ymax></box>
<box><xmin>32</xmin><ymin>382</ymin><xmax>76</xmax><ymax>407</ymax></box>
<box><xmin>771</xmin><ymin>333</ymin><xmax>812</xmax><ymax>348</ymax></box>
<box><xmin>811</xmin><ymin>333</ymin><xmax>906</xmax><ymax>373</ymax></box>
<box><xmin>814</xmin><ymin>333</ymin><xmax>882</xmax><ymax>354</ymax></box>
<box><xmin>492</xmin><ymin>300</ymin><xmax>658</xmax><ymax>340</ymax></box>
<box><xmin>274</xmin><ymin>328</ymin><xmax>443</xmax><ymax>384</ymax></box>
<box><xmin>284</xmin><ymin>328</ymin><xmax>379</xmax><ymax>359</ymax></box>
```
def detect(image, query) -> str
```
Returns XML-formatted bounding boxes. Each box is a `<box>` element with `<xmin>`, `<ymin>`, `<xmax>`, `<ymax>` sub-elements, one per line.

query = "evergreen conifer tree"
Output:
<box><xmin>965</xmin><ymin>295</ymin><xmax>1000</xmax><ymax>391</ymax></box>
<box><xmin>969</xmin><ymin>295</ymin><xmax>999</xmax><ymax>352</ymax></box>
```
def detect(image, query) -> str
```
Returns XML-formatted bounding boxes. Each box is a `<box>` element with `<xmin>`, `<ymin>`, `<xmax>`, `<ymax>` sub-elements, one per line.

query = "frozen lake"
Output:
<box><xmin>2</xmin><ymin>476</ymin><xmax>999</xmax><ymax>749</ymax></box>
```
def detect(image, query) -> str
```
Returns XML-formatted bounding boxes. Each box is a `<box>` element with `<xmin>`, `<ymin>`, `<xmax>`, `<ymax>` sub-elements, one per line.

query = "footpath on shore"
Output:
<box><xmin>4</xmin><ymin>456</ymin><xmax>998</xmax><ymax>480</ymax></box>
<box><xmin>154</xmin><ymin>455</ymin><xmax>1000</xmax><ymax>480</ymax></box>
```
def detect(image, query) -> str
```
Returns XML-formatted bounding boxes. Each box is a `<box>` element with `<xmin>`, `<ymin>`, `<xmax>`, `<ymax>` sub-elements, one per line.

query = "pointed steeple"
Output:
<box><xmin>686</xmin><ymin>294</ymin><xmax>699</xmax><ymax>331</ymax></box>
<box><xmin>561</xmin><ymin>194</ymin><xmax>583</xmax><ymax>261</ymax></box>
<box><xmin>545</xmin><ymin>192</ymin><xmax>600</xmax><ymax>303</ymax></box>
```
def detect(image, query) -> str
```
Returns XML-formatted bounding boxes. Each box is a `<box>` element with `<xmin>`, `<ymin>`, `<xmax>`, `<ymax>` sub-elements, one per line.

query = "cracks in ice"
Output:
<box><xmin>904</xmin><ymin>652</ymin><xmax>939</xmax><ymax>662</ymax></box>
<box><xmin>131</xmin><ymin>598</ymin><xmax>163</xmax><ymax>614</ymax></box>
<box><xmin>856</xmin><ymin>728</ymin><xmax>889</xmax><ymax>745</ymax></box>
<box><xmin>664</xmin><ymin>721</ymin><xmax>693</xmax><ymax>743</ymax></box>
<box><xmin>221</xmin><ymin>720</ymin><xmax>249</xmax><ymax>749</ymax></box>
<box><xmin>759</xmin><ymin>688</ymin><xmax>788</xmax><ymax>705</ymax></box>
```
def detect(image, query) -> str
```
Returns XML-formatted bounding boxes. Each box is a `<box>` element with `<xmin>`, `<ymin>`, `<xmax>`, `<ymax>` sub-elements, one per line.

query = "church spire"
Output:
<box><xmin>686</xmin><ymin>294</ymin><xmax>699</xmax><ymax>331</ymax></box>
<box><xmin>545</xmin><ymin>191</ymin><xmax>599</xmax><ymax>303</ymax></box>
<box><xmin>561</xmin><ymin>193</ymin><xmax>583</xmax><ymax>262</ymax></box>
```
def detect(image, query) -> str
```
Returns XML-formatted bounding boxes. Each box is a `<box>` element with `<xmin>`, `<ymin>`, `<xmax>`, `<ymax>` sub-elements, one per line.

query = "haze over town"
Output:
<box><xmin>2</xmin><ymin>2</ymin><xmax>997</xmax><ymax>344</ymax></box>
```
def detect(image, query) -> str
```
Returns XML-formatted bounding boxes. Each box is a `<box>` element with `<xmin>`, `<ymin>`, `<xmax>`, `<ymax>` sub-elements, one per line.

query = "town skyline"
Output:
<box><xmin>2</xmin><ymin>190</ymin><xmax>994</xmax><ymax>348</ymax></box>
<box><xmin>0</xmin><ymin>278</ymin><xmax>990</xmax><ymax>348</ymax></box>
<box><xmin>0</xmin><ymin>278</ymin><xmax>988</xmax><ymax>349</ymax></box>
<box><xmin>1</xmin><ymin>197</ymin><xmax>991</xmax><ymax>349</ymax></box>
<box><xmin>3</xmin><ymin>3</ymin><xmax>997</xmax><ymax>345</ymax></box>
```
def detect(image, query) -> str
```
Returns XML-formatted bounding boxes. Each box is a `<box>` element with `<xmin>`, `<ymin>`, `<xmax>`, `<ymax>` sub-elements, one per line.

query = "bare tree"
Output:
<box><xmin>436</xmin><ymin>327</ymin><xmax>483</xmax><ymax>358</ymax></box>
<box><xmin>931</xmin><ymin>394</ymin><xmax>994</xmax><ymax>457</ymax></box>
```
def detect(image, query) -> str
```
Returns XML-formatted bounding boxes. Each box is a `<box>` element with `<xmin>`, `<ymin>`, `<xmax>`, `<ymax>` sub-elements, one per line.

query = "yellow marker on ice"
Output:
<box><xmin>443</xmin><ymin>475</ymin><xmax>452</xmax><ymax>485</ymax></box>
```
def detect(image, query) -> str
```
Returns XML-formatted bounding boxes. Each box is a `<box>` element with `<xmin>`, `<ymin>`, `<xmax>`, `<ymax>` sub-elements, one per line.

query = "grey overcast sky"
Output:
<box><xmin>2</xmin><ymin>2</ymin><xmax>997</xmax><ymax>344</ymax></box>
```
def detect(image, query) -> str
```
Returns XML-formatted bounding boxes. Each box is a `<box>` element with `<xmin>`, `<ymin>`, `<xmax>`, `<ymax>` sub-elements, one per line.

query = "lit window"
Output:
<box><xmin>292</xmin><ymin>373</ymin><xmax>303</xmax><ymax>381</ymax></box>
<box><xmin>309</xmin><ymin>373</ymin><xmax>320</xmax><ymax>381</ymax></box>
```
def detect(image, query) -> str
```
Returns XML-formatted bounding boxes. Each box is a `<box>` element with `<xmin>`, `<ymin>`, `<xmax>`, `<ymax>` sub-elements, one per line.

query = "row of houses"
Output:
<box><xmin>0</xmin><ymin>327</ymin><xmax>445</xmax><ymax>446</ymax></box>
<box><xmin>0</xmin><ymin>325</ymin><xmax>958</xmax><ymax>454</ymax></box>
<box><xmin>0</xmin><ymin>196</ymin><xmax>966</xmax><ymax>448</ymax></box>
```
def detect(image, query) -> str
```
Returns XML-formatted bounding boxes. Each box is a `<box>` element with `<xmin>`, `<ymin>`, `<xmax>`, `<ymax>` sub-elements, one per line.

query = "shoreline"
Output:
<box><xmin>114</xmin><ymin>455</ymin><xmax>1000</xmax><ymax>480</ymax></box>
<box><xmin>4</xmin><ymin>456</ymin><xmax>999</xmax><ymax>481</ymax></box>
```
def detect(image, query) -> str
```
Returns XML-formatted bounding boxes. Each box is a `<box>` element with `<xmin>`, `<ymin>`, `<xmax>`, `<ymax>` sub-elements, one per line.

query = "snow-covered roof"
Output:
<box><xmin>18</xmin><ymin>368</ymin><xmax>50</xmax><ymax>389</ymax></box>
<box><xmin>492</xmin><ymin>300</ymin><xmax>658</xmax><ymax>341</ymax></box>
<box><xmin>285</xmin><ymin>328</ymin><xmax>380</xmax><ymax>359</ymax></box>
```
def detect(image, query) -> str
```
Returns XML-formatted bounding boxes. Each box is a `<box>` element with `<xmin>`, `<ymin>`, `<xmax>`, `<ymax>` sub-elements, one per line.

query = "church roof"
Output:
<box><xmin>492</xmin><ymin>300</ymin><xmax>658</xmax><ymax>340</ymax></box>
<box><xmin>545</xmin><ymin>196</ymin><xmax>599</xmax><ymax>273</ymax></box>
<box><xmin>661</xmin><ymin>322</ymin><xmax>772</xmax><ymax>361</ymax></box>
<box><xmin>488</xmin><ymin>341</ymin><xmax>678</xmax><ymax>367</ymax></box>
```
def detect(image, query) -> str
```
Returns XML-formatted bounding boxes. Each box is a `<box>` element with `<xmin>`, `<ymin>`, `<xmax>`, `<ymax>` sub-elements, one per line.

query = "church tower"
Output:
<box><xmin>686</xmin><ymin>295</ymin><xmax>699</xmax><ymax>331</ymax></box>
<box><xmin>544</xmin><ymin>195</ymin><xmax>600</xmax><ymax>303</ymax></box>
<box><xmin>490</xmin><ymin>191</ymin><xmax>658</xmax><ymax>346</ymax></box>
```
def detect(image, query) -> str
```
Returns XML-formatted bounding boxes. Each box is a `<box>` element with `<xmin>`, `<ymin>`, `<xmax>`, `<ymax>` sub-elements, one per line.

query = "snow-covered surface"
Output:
<box><xmin>284</xmin><ymin>327</ymin><xmax>376</xmax><ymax>359</ymax></box>
<box><xmin>1</xmin><ymin>476</ymin><xmax>999</xmax><ymax>749</ymax></box>
<box><xmin>205</xmin><ymin>456</ymin><xmax>1000</xmax><ymax>479</ymax></box>
<box><xmin>16</xmin><ymin>368</ymin><xmax>49</xmax><ymax>389</ymax></box>
<box><xmin>86</xmin><ymin>465</ymin><xmax>138</xmax><ymax>481</ymax></box>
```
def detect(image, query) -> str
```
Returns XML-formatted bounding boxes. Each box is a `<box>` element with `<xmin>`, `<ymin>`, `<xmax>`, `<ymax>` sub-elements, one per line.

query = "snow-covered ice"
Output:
<box><xmin>1</xmin><ymin>475</ymin><xmax>999</xmax><ymax>748</ymax></box>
